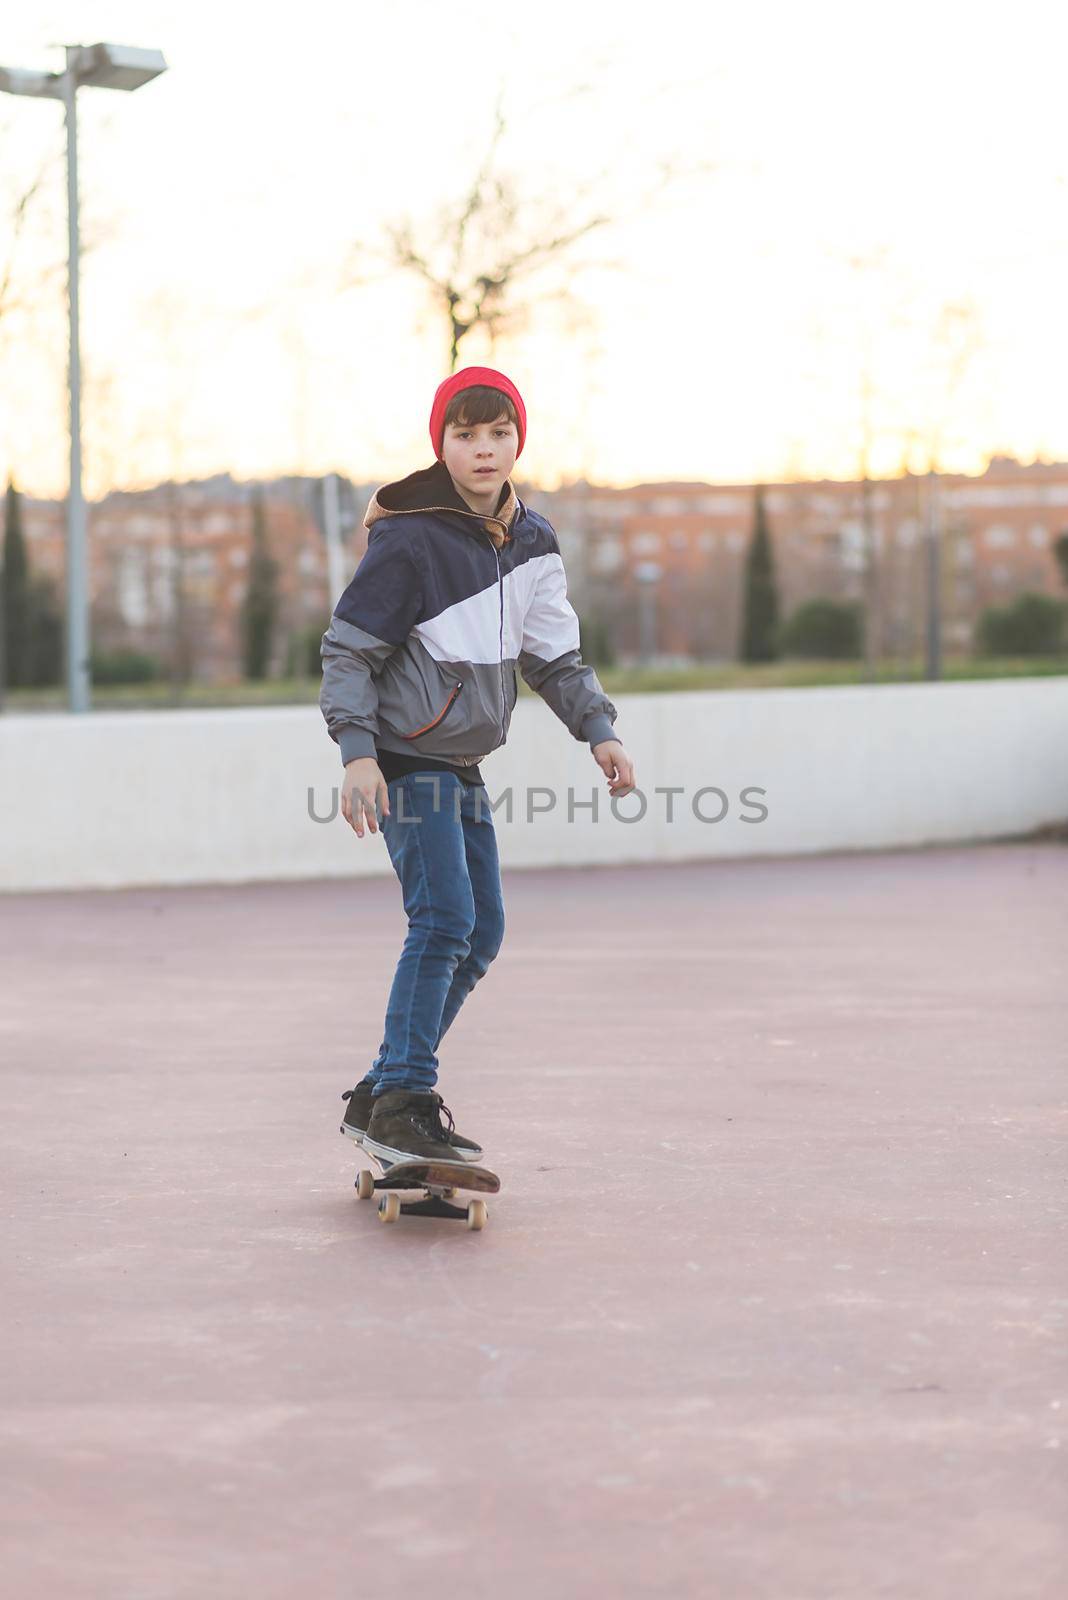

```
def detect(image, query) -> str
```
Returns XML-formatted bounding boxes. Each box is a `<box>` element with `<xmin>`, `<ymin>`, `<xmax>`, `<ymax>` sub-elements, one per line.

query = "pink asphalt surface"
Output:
<box><xmin>2</xmin><ymin>841</ymin><xmax>1066</xmax><ymax>1599</ymax></box>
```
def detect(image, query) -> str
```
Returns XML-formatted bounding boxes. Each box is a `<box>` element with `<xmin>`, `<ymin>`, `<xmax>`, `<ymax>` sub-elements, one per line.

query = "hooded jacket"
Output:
<box><xmin>320</xmin><ymin>458</ymin><xmax>621</xmax><ymax>770</ymax></box>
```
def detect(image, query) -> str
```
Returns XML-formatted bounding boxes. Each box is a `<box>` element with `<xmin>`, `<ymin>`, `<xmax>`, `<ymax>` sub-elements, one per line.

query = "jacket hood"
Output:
<box><xmin>363</xmin><ymin>458</ymin><xmax>517</xmax><ymax>550</ymax></box>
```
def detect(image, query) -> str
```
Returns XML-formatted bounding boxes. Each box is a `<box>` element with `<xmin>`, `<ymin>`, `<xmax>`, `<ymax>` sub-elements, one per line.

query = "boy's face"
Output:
<box><xmin>441</xmin><ymin>410</ymin><xmax>519</xmax><ymax>500</ymax></box>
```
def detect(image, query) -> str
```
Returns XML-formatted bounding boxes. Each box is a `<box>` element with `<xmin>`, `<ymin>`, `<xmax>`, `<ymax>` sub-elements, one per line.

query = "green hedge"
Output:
<box><xmin>976</xmin><ymin>593</ymin><xmax>1066</xmax><ymax>657</ymax></box>
<box><xmin>779</xmin><ymin>599</ymin><xmax>864</xmax><ymax>659</ymax></box>
<box><xmin>90</xmin><ymin>649</ymin><xmax>161</xmax><ymax>685</ymax></box>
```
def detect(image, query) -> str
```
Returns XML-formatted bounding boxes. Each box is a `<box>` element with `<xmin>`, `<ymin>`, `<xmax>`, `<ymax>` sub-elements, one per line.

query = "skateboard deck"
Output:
<box><xmin>355</xmin><ymin>1152</ymin><xmax>501</xmax><ymax>1229</ymax></box>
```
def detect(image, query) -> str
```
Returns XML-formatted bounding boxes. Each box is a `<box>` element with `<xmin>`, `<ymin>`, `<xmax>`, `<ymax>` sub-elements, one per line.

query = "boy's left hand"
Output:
<box><xmin>592</xmin><ymin>739</ymin><xmax>635</xmax><ymax>798</ymax></box>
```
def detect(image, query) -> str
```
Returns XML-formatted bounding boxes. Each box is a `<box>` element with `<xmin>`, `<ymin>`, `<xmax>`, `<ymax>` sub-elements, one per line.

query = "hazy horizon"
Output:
<box><xmin>2</xmin><ymin>0</ymin><xmax>1066</xmax><ymax>501</ymax></box>
<box><xmin>11</xmin><ymin>446</ymin><xmax>1068</xmax><ymax>510</ymax></box>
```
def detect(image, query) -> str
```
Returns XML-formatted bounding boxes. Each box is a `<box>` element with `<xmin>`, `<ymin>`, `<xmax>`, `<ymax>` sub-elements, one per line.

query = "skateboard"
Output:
<box><xmin>355</xmin><ymin>1151</ymin><xmax>501</xmax><ymax>1230</ymax></box>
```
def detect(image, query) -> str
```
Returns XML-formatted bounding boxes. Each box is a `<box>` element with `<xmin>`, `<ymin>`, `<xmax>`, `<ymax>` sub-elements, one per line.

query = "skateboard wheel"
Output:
<box><xmin>466</xmin><ymin>1199</ymin><xmax>488</xmax><ymax>1231</ymax></box>
<box><xmin>356</xmin><ymin>1169</ymin><xmax>375</xmax><ymax>1200</ymax></box>
<box><xmin>378</xmin><ymin>1193</ymin><xmax>401</xmax><ymax>1224</ymax></box>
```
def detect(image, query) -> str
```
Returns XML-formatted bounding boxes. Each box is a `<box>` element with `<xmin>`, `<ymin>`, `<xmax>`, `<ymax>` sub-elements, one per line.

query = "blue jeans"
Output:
<box><xmin>362</xmin><ymin>771</ymin><xmax>505</xmax><ymax>1095</ymax></box>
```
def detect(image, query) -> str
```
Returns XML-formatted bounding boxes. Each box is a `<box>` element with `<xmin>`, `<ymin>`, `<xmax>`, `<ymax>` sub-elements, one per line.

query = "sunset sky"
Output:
<box><xmin>1</xmin><ymin>0</ymin><xmax>1066</xmax><ymax>501</ymax></box>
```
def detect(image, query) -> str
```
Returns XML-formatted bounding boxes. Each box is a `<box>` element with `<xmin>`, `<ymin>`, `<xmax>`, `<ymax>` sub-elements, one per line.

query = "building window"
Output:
<box><xmin>591</xmin><ymin>498</ymin><xmax>634</xmax><ymax>521</ymax></box>
<box><xmin>952</xmin><ymin>486</ymin><xmax>1036</xmax><ymax>508</ymax></box>
<box><xmin>839</xmin><ymin>520</ymin><xmax>866</xmax><ymax>571</ymax></box>
<box><xmin>592</xmin><ymin>538</ymin><xmax>623</xmax><ymax>575</ymax></box>
<box><xmin>700</xmin><ymin>494</ymin><xmax>747</xmax><ymax>516</ymax></box>
<box><xmin>983</xmin><ymin>524</ymin><xmax>1015</xmax><ymax>549</ymax></box>
<box><xmin>118</xmin><ymin>551</ymin><xmax>150</xmax><ymax>627</ymax></box>
<box><xmin>697</xmin><ymin>531</ymin><xmax>716</xmax><ymax>551</ymax></box>
<box><xmin>1028</xmin><ymin>523</ymin><xmax>1048</xmax><ymax>548</ymax></box>
<box><xmin>632</xmin><ymin>531</ymin><xmax>662</xmax><ymax>555</ymax></box>
<box><xmin>121</xmin><ymin>514</ymin><xmax>168</xmax><ymax>538</ymax></box>
<box><xmin>669</xmin><ymin>529</ymin><xmax>689</xmax><ymax>549</ymax></box>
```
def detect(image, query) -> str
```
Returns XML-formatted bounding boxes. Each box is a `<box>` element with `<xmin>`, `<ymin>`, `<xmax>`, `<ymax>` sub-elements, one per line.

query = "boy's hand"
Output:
<box><xmin>341</xmin><ymin>757</ymin><xmax>390</xmax><ymax>837</ymax></box>
<box><xmin>592</xmin><ymin>739</ymin><xmax>635</xmax><ymax>798</ymax></box>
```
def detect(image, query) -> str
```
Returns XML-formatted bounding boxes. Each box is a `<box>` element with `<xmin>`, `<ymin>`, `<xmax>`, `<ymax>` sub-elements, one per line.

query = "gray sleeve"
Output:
<box><xmin>319</xmin><ymin>528</ymin><xmax>422</xmax><ymax>766</ymax></box>
<box><xmin>319</xmin><ymin>615</ymin><xmax>395</xmax><ymax>764</ymax></box>
<box><xmin>518</xmin><ymin>648</ymin><xmax>621</xmax><ymax>749</ymax></box>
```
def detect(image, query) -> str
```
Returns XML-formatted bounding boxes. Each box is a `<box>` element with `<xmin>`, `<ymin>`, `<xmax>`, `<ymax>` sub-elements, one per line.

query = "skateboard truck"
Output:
<box><xmin>355</xmin><ymin>1155</ymin><xmax>500</xmax><ymax>1231</ymax></box>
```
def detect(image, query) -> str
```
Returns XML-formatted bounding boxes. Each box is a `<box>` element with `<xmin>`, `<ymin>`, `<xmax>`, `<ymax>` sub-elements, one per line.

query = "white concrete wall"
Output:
<box><xmin>1</xmin><ymin>678</ymin><xmax>1066</xmax><ymax>892</ymax></box>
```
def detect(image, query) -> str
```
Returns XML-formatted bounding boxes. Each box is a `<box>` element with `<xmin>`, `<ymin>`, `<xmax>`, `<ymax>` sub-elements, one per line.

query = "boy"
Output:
<box><xmin>321</xmin><ymin>365</ymin><xmax>635</xmax><ymax>1167</ymax></box>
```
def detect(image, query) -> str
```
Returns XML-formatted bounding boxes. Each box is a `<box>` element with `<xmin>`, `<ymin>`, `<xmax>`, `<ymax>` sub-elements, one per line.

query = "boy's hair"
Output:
<box><xmin>443</xmin><ymin>385</ymin><xmax>519</xmax><ymax>433</ymax></box>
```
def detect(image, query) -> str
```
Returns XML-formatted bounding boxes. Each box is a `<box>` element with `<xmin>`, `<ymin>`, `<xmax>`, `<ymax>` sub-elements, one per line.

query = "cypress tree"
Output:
<box><xmin>26</xmin><ymin>575</ymin><xmax>64</xmax><ymax>687</ymax></box>
<box><xmin>1054</xmin><ymin>530</ymin><xmax>1068</xmax><ymax>588</ymax></box>
<box><xmin>241</xmin><ymin>490</ymin><xmax>278</xmax><ymax>681</ymax></box>
<box><xmin>740</xmin><ymin>483</ymin><xmax>780</xmax><ymax>662</ymax></box>
<box><xmin>2</xmin><ymin>480</ymin><xmax>31</xmax><ymax>689</ymax></box>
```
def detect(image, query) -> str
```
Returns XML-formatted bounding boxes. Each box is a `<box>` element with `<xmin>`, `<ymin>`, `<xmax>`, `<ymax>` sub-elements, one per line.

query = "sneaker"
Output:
<box><xmin>427</xmin><ymin>1091</ymin><xmax>483</xmax><ymax>1163</ymax></box>
<box><xmin>362</xmin><ymin>1088</ymin><xmax>475</xmax><ymax>1167</ymax></box>
<box><xmin>340</xmin><ymin>1084</ymin><xmax>375</xmax><ymax>1143</ymax></box>
<box><xmin>341</xmin><ymin>1086</ymin><xmax>483</xmax><ymax>1162</ymax></box>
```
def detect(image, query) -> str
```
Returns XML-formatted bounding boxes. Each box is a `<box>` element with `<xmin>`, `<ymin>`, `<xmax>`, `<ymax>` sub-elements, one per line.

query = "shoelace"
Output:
<box><xmin>412</xmin><ymin>1093</ymin><xmax>456</xmax><ymax>1140</ymax></box>
<box><xmin>341</xmin><ymin>1085</ymin><xmax>457</xmax><ymax>1141</ymax></box>
<box><xmin>432</xmin><ymin>1095</ymin><xmax>456</xmax><ymax>1139</ymax></box>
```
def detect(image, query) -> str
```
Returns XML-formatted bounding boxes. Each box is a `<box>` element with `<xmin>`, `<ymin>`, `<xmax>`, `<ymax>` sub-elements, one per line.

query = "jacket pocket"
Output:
<box><xmin>400</xmin><ymin>679</ymin><xmax>464</xmax><ymax>740</ymax></box>
<box><xmin>502</xmin><ymin>664</ymin><xmax>518</xmax><ymax>732</ymax></box>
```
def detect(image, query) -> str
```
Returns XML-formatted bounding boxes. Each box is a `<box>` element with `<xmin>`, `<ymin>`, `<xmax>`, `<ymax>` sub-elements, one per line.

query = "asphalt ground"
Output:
<box><xmin>2</xmin><ymin>841</ymin><xmax>1065</xmax><ymax>1598</ymax></box>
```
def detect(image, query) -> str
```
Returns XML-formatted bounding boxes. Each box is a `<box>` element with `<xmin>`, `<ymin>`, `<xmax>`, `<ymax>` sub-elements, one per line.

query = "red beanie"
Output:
<box><xmin>429</xmin><ymin>365</ymin><xmax>527</xmax><ymax>461</ymax></box>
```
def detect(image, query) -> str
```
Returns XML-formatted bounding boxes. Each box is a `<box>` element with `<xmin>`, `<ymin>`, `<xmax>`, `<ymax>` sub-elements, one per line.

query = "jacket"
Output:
<box><xmin>320</xmin><ymin>459</ymin><xmax>621</xmax><ymax>769</ymax></box>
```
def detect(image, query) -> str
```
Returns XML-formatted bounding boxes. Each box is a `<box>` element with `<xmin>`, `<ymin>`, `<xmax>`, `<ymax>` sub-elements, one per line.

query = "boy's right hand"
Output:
<box><xmin>341</xmin><ymin>758</ymin><xmax>390</xmax><ymax>838</ymax></box>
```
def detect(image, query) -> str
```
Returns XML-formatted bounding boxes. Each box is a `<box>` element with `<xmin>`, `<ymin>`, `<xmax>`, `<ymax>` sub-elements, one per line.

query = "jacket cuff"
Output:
<box><xmin>339</xmin><ymin>726</ymin><xmax>378</xmax><ymax>765</ymax></box>
<box><xmin>583</xmin><ymin>713</ymin><xmax>619</xmax><ymax>750</ymax></box>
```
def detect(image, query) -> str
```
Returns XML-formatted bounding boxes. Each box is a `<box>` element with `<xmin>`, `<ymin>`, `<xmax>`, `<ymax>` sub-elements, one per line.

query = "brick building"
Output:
<box><xmin>11</xmin><ymin>456</ymin><xmax>1067</xmax><ymax>679</ymax></box>
<box><xmin>545</xmin><ymin>456</ymin><xmax>1068</xmax><ymax>663</ymax></box>
<box><xmin>15</xmin><ymin>475</ymin><xmax>369</xmax><ymax>683</ymax></box>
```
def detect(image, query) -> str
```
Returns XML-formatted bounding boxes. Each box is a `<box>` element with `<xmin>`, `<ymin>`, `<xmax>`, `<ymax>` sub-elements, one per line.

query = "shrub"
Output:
<box><xmin>284</xmin><ymin>623</ymin><xmax>327</xmax><ymax>679</ymax></box>
<box><xmin>779</xmin><ymin>598</ymin><xmax>864</xmax><ymax>659</ymax></box>
<box><xmin>240</xmin><ymin>492</ymin><xmax>278</xmax><ymax>680</ymax></box>
<box><xmin>975</xmin><ymin>593</ymin><xmax>1066</xmax><ymax>656</ymax></box>
<box><xmin>579</xmin><ymin>613</ymin><xmax>616</xmax><ymax>668</ymax></box>
<box><xmin>90</xmin><ymin>649</ymin><xmax>161</xmax><ymax>685</ymax></box>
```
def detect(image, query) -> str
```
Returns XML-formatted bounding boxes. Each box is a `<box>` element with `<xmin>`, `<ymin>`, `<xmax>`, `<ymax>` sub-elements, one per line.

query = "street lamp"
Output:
<box><xmin>924</xmin><ymin>466</ymin><xmax>942</xmax><ymax>681</ymax></box>
<box><xmin>0</xmin><ymin>42</ymin><xmax>167</xmax><ymax>712</ymax></box>
<box><xmin>634</xmin><ymin>560</ymin><xmax>661</xmax><ymax>665</ymax></box>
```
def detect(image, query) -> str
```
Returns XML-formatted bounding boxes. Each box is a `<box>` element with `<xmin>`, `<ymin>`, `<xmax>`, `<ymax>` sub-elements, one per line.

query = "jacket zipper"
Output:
<box><xmin>401</xmin><ymin>679</ymin><xmax>463</xmax><ymax>739</ymax></box>
<box><xmin>488</xmin><ymin>534</ymin><xmax>506</xmax><ymax>746</ymax></box>
<box><xmin>388</xmin><ymin>504</ymin><xmax>508</xmax><ymax>749</ymax></box>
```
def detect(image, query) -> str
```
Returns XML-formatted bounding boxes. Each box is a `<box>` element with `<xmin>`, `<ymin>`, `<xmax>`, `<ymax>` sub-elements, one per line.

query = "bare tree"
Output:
<box><xmin>924</xmin><ymin>299</ymin><xmax>984</xmax><ymax>473</ymax></box>
<box><xmin>846</xmin><ymin>247</ymin><xmax>894</xmax><ymax>677</ymax></box>
<box><xmin>920</xmin><ymin>298</ymin><xmax>984</xmax><ymax>672</ymax></box>
<box><xmin>811</xmin><ymin>248</ymin><xmax>987</xmax><ymax>670</ymax></box>
<box><xmin>0</xmin><ymin>120</ymin><xmax>117</xmax><ymax>336</ymax></box>
<box><xmin>0</xmin><ymin>123</ymin><xmax>67</xmax><ymax>343</ymax></box>
<box><xmin>341</xmin><ymin>84</ymin><xmax>716</xmax><ymax>373</ymax></box>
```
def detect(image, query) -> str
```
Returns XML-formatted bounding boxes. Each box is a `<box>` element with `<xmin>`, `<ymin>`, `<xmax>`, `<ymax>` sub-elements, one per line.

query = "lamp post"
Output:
<box><xmin>924</xmin><ymin>465</ymin><xmax>942</xmax><ymax>681</ymax></box>
<box><xmin>635</xmin><ymin>560</ymin><xmax>662</xmax><ymax>665</ymax></box>
<box><xmin>0</xmin><ymin>43</ymin><xmax>167</xmax><ymax>712</ymax></box>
